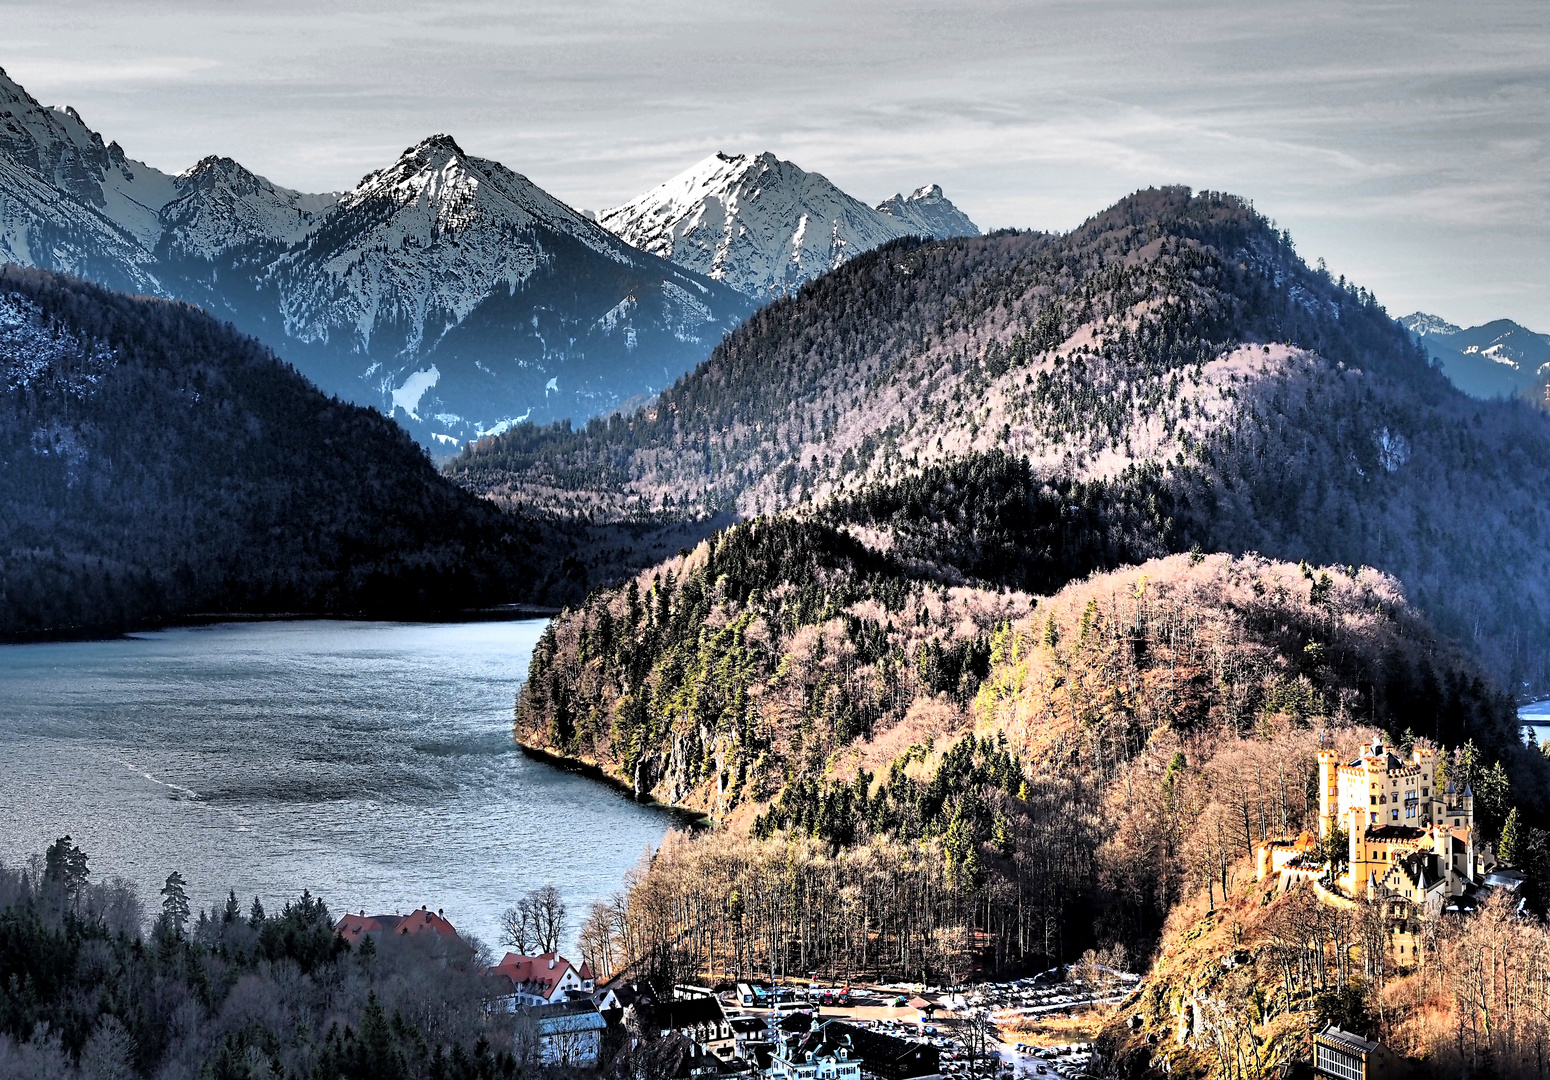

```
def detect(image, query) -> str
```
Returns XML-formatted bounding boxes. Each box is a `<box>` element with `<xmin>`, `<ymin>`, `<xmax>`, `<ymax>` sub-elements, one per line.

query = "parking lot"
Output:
<box><xmin>718</xmin><ymin>973</ymin><xmax>1138</xmax><ymax>1079</ymax></box>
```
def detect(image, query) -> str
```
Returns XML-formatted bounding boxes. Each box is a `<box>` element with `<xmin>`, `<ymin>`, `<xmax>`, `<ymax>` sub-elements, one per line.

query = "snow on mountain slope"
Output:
<box><xmin>0</xmin><ymin>68</ymin><xmax>750</xmax><ymax>447</ymax></box>
<box><xmin>1401</xmin><ymin>312</ymin><xmax>1550</xmax><ymax>399</ymax></box>
<box><xmin>598</xmin><ymin>151</ymin><xmax>919</xmax><ymax>299</ymax></box>
<box><xmin>1400</xmin><ymin>311</ymin><xmax>1462</xmax><ymax>338</ymax></box>
<box><xmin>257</xmin><ymin>135</ymin><xmax>751</xmax><ymax>443</ymax></box>
<box><xmin>875</xmin><ymin>183</ymin><xmax>979</xmax><ymax>239</ymax></box>
<box><xmin>0</xmin><ymin>66</ymin><xmax>177</xmax><ymax>248</ymax></box>
<box><xmin>273</xmin><ymin>134</ymin><xmax>625</xmax><ymax>351</ymax></box>
<box><xmin>158</xmin><ymin>156</ymin><xmax>338</xmax><ymax>260</ymax></box>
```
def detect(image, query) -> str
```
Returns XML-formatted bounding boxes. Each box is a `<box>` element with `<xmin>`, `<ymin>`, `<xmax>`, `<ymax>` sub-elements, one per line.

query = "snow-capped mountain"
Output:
<box><xmin>261</xmin><ymin>134</ymin><xmax>750</xmax><ymax>443</ymax></box>
<box><xmin>0</xmin><ymin>67</ymin><xmax>752</xmax><ymax>448</ymax></box>
<box><xmin>158</xmin><ymin>155</ymin><xmax>337</xmax><ymax>261</ymax></box>
<box><xmin>598</xmin><ymin>152</ymin><xmax>977</xmax><ymax>300</ymax></box>
<box><xmin>1401</xmin><ymin>311</ymin><xmax>1550</xmax><ymax>400</ymax></box>
<box><xmin>0</xmin><ymin>66</ymin><xmax>173</xmax><ymax>293</ymax></box>
<box><xmin>875</xmin><ymin>183</ymin><xmax>979</xmax><ymax>239</ymax></box>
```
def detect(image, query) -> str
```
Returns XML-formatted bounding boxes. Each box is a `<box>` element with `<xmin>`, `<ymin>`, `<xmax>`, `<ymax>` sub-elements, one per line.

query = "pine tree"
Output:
<box><xmin>1501</xmin><ymin>808</ymin><xmax>1522</xmax><ymax>865</ymax></box>
<box><xmin>161</xmin><ymin>871</ymin><xmax>191</xmax><ymax>938</ymax></box>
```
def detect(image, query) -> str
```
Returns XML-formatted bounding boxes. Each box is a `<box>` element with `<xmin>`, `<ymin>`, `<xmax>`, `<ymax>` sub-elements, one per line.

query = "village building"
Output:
<box><xmin>334</xmin><ymin>906</ymin><xmax>466</xmax><ymax>950</ymax></box>
<box><xmin>607</xmin><ymin>1031</ymin><xmax>746</xmax><ymax>1080</ymax></box>
<box><xmin>729</xmin><ymin>1015</ymin><xmax>773</xmax><ymax>1065</ymax></box>
<box><xmin>776</xmin><ymin>1018</ymin><xmax>941</xmax><ymax>1080</ymax></box>
<box><xmin>624</xmin><ymin>994</ymin><xmax>737</xmax><ymax>1061</ymax></box>
<box><xmin>520</xmin><ymin>999</ymin><xmax>609</xmax><ymax>1067</ymax></box>
<box><xmin>493</xmin><ymin>951</ymin><xmax>596</xmax><ymax>1007</ymax></box>
<box><xmin>1309</xmin><ymin>1024</ymin><xmax>1414</xmax><ymax>1079</ymax></box>
<box><xmin>769</xmin><ymin>1028</ymin><xmax>862</xmax><ymax>1080</ymax></box>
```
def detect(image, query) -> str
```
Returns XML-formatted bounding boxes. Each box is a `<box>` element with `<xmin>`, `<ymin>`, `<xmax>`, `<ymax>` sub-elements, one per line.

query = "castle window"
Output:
<box><xmin>1392</xmin><ymin>810</ymin><xmax>1400</xmax><ymax>820</ymax></box>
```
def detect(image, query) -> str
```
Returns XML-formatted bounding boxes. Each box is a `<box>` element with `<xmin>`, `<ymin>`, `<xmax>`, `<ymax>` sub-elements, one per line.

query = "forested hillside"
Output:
<box><xmin>0</xmin><ymin>841</ymin><xmax>525</xmax><ymax>1079</ymax></box>
<box><xmin>450</xmin><ymin>188</ymin><xmax>1550</xmax><ymax>691</ymax></box>
<box><xmin>526</xmin><ymin>539</ymin><xmax>1545</xmax><ymax>992</ymax></box>
<box><xmin>0</xmin><ymin>267</ymin><xmax>568</xmax><ymax>638</ymax></box>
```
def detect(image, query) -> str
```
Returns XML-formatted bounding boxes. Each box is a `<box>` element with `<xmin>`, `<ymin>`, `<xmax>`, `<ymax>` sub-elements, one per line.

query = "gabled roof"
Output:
<box><xmin>821</xmin><ymin>1021</ymin><xmax>939</xmax><ymax>1068</ymax></box>
<box><xmin>335</xmin><ymin>912</ymin><xmax>402</xmax><ymax>946</ymax></box>
<box><xmin>527</xmin><ymin>999</ymin><xmax>608</xmax><ymax>1035</ymax></box>
<box><xmin>1316</xmin><ymin>1024</ymin><xmax>1378</xmax><ymax>1055</ymax></box>
<box><xmin>495</xmin><ymin>951</ymin><xmax>591</xmax><ymax>999</ymax></box>
<box><xmin>634</xmin><ymin>995</ymin><xmax>727</xmax><ymax>1031</ymax></box>
<box><xmin>393</xmin><ymin>906</ymin><xmax>461</xmax><ymax>940</ymax></box>
<box><xmin>335</xmin><ymin>906</ymin><xmax>463</xmax><ymax>947</ymax></box>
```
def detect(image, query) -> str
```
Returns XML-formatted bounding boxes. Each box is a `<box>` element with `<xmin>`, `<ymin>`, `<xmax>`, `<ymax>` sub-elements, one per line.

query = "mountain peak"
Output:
<box><xmin>408</xmin><ymin>133</ymin><xmax>467</xmax><ymax>159</ymax></box>
<box><xmin>875</xmin><ymin>183</ymin><xmax>979</xmax><ymax>239</ymax></box>
<box><xmin>1401</xmin><ymin>312</ymin><xmax>1462</xmax><ymax>337</ymax></box>
<box><xmin>599</xmin><ymin>151</ymin><xmax>919</xmax><ymax>298</ymax></box>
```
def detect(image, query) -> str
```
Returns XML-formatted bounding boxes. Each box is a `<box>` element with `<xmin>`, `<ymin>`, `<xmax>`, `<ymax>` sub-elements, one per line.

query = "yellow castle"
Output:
<box><xmin>1260</xmin><ymin>738</ymin><xmax>1492</xmax><ymax>917</ymax></box>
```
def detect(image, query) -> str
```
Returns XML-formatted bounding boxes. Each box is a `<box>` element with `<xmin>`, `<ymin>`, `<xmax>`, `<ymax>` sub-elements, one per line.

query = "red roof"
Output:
<box><xmin>493</xmin><ymin>951</ymin><xmax>593</xmax><ymax>999</ymax></box>
<box><xmin>334</xmin><ymin>906</ymin><xmax>460</xmax><ymax>947</ymax></box>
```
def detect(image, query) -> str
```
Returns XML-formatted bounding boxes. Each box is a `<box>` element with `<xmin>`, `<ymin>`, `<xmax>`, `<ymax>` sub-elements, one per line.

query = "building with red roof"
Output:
<box><xmin>493</xmin><ymin>951</ymin><xmax>597</xmax><ymax>1006</ymax></box>
<box><xmin>335</xmin><ymin>906</ymin><xmax>466</xmax><ymax>950</ymax></box>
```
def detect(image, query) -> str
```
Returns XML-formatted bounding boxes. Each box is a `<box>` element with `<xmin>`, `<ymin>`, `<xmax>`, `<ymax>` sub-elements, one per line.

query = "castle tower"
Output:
<box><xmin>1461</xmin><ymin>783</ymin><xmax>1474</xmax><ymax>826</ymax></box>
<box><xmin>1317</xmin><ymin>749</ymin><xmax>1341</xmax><ymax>839</ymax></box>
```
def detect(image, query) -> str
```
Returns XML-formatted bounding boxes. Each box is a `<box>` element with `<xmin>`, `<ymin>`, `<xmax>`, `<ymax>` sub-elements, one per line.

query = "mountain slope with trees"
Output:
<box><xmin>0</xmin><ymin>266</ymin><xmax>566</xmax><ymax>639</ymax></box>
<box><xmin>526</xmin><ymin>540</ymin><xmax>1545</xmax><ymax>1000</ymax></box>
<box><xmin>451</xmin><ymin>188</ymin><xmax>1550</xmax><ymax>691</ymax></box>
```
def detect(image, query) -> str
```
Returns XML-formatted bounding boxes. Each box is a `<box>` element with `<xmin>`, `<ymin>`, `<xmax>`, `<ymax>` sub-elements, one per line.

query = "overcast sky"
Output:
<box><xmin>5</xmin><ymin>0</ymin><xmax>1545</xmax><ymax>329</ymax></box>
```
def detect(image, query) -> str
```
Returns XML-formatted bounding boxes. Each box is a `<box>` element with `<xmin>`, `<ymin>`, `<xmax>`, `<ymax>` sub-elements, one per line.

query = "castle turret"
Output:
<box><xmin>1461</xmin><ymin>783</ymin><xmax>1474</xmax><ymax>825</ymax></box>
<box><xmin>1317</xmin><ymin>749</ymin><xmax>1340</xmax><ymax>839</ymax></box>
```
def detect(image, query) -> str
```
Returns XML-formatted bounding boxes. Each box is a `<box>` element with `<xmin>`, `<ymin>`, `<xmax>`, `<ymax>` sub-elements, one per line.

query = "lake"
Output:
<box><xmin>0</xmin><ymin>619</ymin><xmax>685</xmax><ymax>953</ymax></box>
<box><xmin>1523</xmin><ymin>699</ymin><xmax>1550</xmax><ymax>749</ymax></box>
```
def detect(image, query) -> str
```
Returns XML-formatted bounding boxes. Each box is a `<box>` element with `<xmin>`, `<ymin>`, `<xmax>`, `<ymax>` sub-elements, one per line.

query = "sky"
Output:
<box><xmin>3</xmin><ymin>0</ymin><xmax>1546</xmax><ymax>329</ymax></box>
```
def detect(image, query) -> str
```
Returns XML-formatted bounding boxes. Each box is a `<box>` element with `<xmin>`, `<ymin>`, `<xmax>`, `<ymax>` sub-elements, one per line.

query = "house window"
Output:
<box><xmin>1392</xmin><ymin>809</ymin><xmax>1400</xmax><ymax>820</ymax></box>
<box><xmin>1315</xmin><ymin>1042</ymin><xmax>1364</xmax><ymax>1080</ymax></box>
<box><xmin>1370</xmin><ymin>796</ymin><xmax>1377</xmax><ymax>805</ymax></box>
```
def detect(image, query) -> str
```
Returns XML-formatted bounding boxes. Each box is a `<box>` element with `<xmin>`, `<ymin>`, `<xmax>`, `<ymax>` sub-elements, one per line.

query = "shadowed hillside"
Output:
<box><xmin>0</xmin><ymin>267</ymin><xmax>569</xmax><ymax>638</ymax></box>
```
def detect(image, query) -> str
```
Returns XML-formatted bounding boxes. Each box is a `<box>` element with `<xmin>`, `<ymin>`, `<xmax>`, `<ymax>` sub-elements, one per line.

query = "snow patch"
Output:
<box><xmin>391</xmin><ymin>365</ymin><xmax>440</xmax><ymax>420</ymax></box>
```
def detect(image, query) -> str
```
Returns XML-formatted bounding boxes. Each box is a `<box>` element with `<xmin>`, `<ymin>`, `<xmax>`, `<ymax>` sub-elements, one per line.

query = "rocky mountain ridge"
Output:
<box><xmin>0</xmin><ymin>67</ymin><xmax>753</xmax><ymax>448</ymax></box>
<box><xmin>597</xmin><ymin>151</ymin><xmax>977</xmax><ymax>300</ymax></box>
<box><xmin>1400</xmin><ymin>310</ymin><xmax>1550</xmax><ymax>401</ymax></box>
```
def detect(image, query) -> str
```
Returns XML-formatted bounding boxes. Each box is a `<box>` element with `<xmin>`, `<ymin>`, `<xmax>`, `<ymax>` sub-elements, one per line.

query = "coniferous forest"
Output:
<box><xmin>0</xmin><ymin>838</ymin><xmax>525</xmax><ymax>1080</ymax></box>
<box><xmin>0</xmin><ymin>267</ymin><xmax>581</xmax><ymax>638</ymax></box>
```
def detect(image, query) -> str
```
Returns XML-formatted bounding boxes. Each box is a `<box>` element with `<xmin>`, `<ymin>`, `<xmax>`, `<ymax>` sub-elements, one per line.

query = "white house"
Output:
<box><xmin>521</xmin><ymin>1000</ymin><xmax>608</xmax><ymax>1067</ymax></box>
<box><xmin>493</xmin><ymin>951</ymin><xmax>596</xmax><ymax>1007</ymax></box>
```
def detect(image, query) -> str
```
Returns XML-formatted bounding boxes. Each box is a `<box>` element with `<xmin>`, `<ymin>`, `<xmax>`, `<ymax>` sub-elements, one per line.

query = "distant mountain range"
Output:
<box><xmin>1401</xmin><ymin>312</ymin><xmax>1550</xmax><ymax>400</ymax></box>
<box><xmin>598</xmin><ymin>152</ymin><xmax>978</xmax><ymax>300</ymax></box>
<box><xmin>0</xmin><ymin>68</ymin><xmax>977</xmax><ymax>448</ymax></box>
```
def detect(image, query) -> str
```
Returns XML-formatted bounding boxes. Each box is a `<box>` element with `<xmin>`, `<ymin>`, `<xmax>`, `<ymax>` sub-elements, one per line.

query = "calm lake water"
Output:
<box><xmin>1523</xmin><ymin>699</ymin><xmax>1550</xmax><ymax>748</ymax></box>
<box><xmin>0</xmin><ymin>619</ymin><xmax>683</xmax><ymax>951</ymax></box>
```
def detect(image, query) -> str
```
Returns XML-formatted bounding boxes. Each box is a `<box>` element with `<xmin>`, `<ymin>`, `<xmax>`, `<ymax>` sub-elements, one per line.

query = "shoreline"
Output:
<box><xmin>515</xmin><ymin>740</ymin><xmax>711</xmax><ymax>829</ymax></box>
<box><xmin>0</xmin><ymin>604</ymin><xmax>563</xmax><ymax>647</ymax></box>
